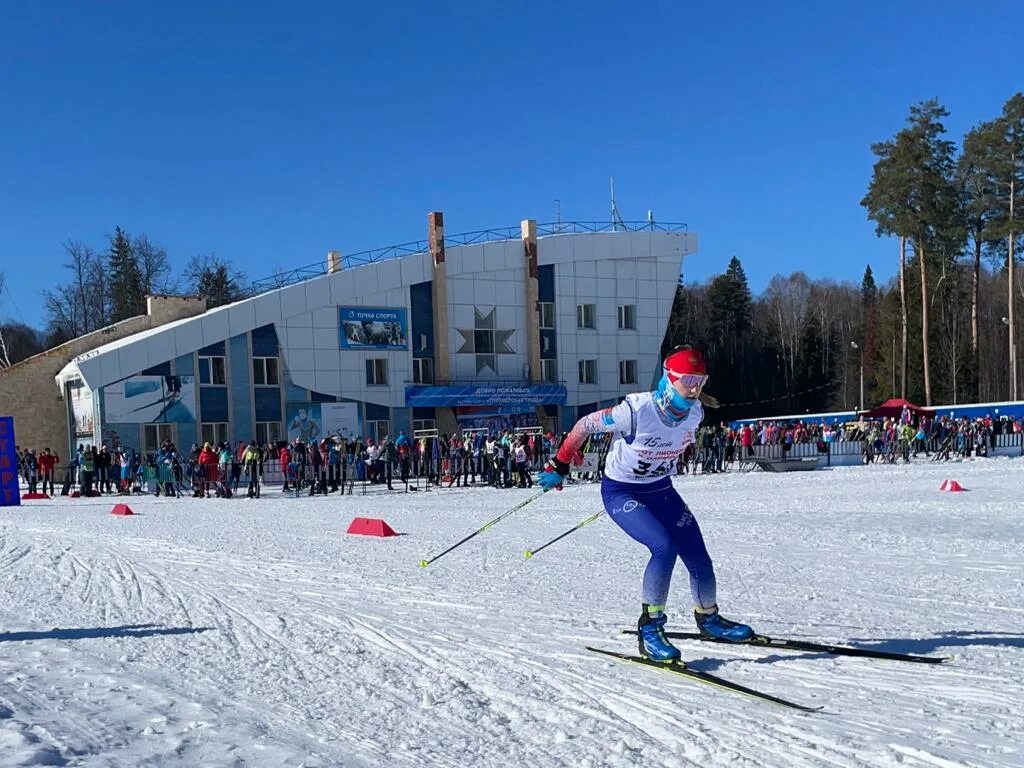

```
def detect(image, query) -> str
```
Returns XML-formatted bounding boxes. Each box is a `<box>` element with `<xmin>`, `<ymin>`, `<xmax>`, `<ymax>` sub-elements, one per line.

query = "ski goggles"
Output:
<box><xmin>671</xmin><ymin>374</ymin><xmax>708</xmax><ymax>397</ymax></box>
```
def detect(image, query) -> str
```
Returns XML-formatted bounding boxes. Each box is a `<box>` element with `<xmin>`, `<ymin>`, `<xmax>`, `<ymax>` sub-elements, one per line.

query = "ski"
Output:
<box><xmin>621</xmin><ymin>630</ymin><xmax>950</xmax><ymax>664</ymax></box>
<box><xmin>586</xmin><ymin>646</ymin><xmax>822</xmax><ymax>712</ymax></box>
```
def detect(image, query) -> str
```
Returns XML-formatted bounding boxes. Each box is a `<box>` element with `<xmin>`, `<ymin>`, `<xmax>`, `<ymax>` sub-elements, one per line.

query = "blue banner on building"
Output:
<box><xmin>405</xmin><ymin>384</ymin><xmax>567</xmax><ymax>407</ymax></box>
<box><xmin>0</xmin><ymin>416</ymin><xmax>20</xmax><ymax>507</ymax></box>
<box><xmin>339</xmin><ymin>307</ymin><xmax>408</xmax><ymax>350</ymax></box>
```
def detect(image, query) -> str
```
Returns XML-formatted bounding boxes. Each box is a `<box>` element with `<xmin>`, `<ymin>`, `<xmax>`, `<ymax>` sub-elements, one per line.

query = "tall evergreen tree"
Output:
<box><xmin>185</xmin><ymin>254</ymin><xmax>247</xmax><ymax>308</ymax></box>
<box><xmin>860</xmin><ymin>265</ymin><xmax>878</xmax><ymax>404</ymax></box>
<box><xmin>706</xmin><ymin>257</ymin><xmax>752</xmax><ymax>405</ymax></box>
<box><xmin>107</xmin><ymin>226</ymin><xmax>145</xmax><ymax>322</ymax></box>
<box><xmin>862</xmin><ymin>100</ymin><xmax>961</xmax><ymax>405</ymax></box>
<box><xmin>960</xmin><ymin>118</ymin><xmax>1004</xmax><ymax>399</ymax></box>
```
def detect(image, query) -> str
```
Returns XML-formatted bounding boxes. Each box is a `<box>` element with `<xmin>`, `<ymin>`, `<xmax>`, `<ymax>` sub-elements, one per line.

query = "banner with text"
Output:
<box><xmin>339</xmin><ymin>307</ymin><xmax>408</xmax><ymax>350</ymax></box>
<box><xmin>405</xmin><ymin>384</ymin><xmax>566</xmax><ymax>408</ymax></box>
<box><xmin>0</xmin><ymin>417</ymin><xmax>20</xmax><ymax>507</ymax></box>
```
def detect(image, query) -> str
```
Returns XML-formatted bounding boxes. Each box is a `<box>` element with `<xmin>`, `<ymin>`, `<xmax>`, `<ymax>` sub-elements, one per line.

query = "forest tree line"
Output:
<box><xmin>662</xmin><ymin>93</ymin><xmax>1024</xmax><ymax>420</ymax></box>
<box><xmin>0</xmin><ymin>229</ymin><xmax>246</xmax><ymax>367</ymax></box>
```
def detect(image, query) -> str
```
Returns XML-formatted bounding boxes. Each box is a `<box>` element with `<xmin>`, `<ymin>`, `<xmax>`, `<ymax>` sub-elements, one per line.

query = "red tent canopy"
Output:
<box><xmin>859</xmin><ymin>398</ymin><xmax>934</xmax><ymax>419</ymax></box>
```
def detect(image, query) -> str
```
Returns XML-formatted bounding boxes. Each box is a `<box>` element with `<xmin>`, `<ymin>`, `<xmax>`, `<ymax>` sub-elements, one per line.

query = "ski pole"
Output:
<box><xmin>524</xmin><ymin>510</ymin><xmax>605</xmax><ymax>559</ymax></box>
<box><xmin>418</xmin><ymin>489</ymin><xmax>546</xmax><ymax>568</ymax></box>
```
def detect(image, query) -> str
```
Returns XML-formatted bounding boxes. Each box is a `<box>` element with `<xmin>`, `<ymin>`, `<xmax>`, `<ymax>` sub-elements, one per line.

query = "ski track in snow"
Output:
<box><xmin>1</xmin><ymin>459</ymin><xmax>1022</xmax><ymax>767</ymax></box>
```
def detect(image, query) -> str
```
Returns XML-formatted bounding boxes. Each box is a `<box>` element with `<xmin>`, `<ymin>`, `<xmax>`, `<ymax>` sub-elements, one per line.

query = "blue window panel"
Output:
<box><xmin>251</xmin><ymin>325</ymin><xmax>279</xmax><ymax>357</ymax></box>
<box><xmin>538</xmin><ymin>265</ymin><xmax>555</xmax><ymax>303</ymax></box>
<box><xmin>409</xmin><ymin>281</ymin><xmax>434</xmax><ymax>357</ymax></box>
<box><xmin>198</xmin><ymin>341</ymin><xmax>226</xmax><ymax>356</ymax></box>
<box><xmin>412</xmin><ymin>407</ymin><xmax>435</xmax><ymax>420</ymax></box>
<box><xmin>254</xmin><ymin>387</ymin><xmax>281</xmax><ymax>422</ymax></box>
<box><xmin>198</xmin><ymin>357</ymin><xmax>210</xmax><ymax>384</ymax></box>
<box><xmin>310</xmin><ymin>390</ymin><xmax>336</xmax><ymax>403</ymax></box>
<box><xmin>229</xmin><ymin>334</ymin><xmax>252</xmax><ymax>441</ymax></box>
<box><xmin>177</xmin><ymin>420</ymin><xmax>198</xmax><ymax>451</ymax></box>
<box><xmin>142</xmin><ymin>362</ymin><xmax>172</xmax><ymax>376</ymax></box>
<box><xmin>365</xmin><ymin>402</ymin><xmax>389</xmax><ymax>421</ymax></box>
<box><xmin>200</xmin><ymin>387</ymin><xmax>229</xmax><ymax>422</ymax></box>
<box><xmin>390</xmin><ymin>407</ymin><xmax>410</xmax><ymax>434</ymax></box>
<box><xmin>174</xmin><ymin>354</ymin><xmax>195</xmax><ymax>376</ymax></box>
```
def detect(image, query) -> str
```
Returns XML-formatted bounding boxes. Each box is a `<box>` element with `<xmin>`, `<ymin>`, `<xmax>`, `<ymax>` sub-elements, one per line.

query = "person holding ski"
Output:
<box><xmin>538</xmin><ymin>346</ymin><xmax>753</xmax><ymax>662</ymax></box>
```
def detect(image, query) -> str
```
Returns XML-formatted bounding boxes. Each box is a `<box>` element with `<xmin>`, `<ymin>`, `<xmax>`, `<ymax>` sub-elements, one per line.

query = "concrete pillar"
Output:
<box><xmin>428</xmin><ymin>211</ymin><xmax>450</xmax><ymax>384</ymax></box>
<box><xmin>327</xmin><ymin>250</ymin><xmax>343</xmax><ymax>274</ymax></box>
<box><xmin>522</xmin><ymin>219</ymin><xmax>541</xmax><ymax>384</ymax></box>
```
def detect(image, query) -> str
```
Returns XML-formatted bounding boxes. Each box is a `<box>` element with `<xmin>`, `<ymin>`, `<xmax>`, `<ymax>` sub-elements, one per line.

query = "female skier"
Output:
<box><xmin>538</xmin><ymin>346</ymin><xmax>753</xmax><ymax>661</ymax></box>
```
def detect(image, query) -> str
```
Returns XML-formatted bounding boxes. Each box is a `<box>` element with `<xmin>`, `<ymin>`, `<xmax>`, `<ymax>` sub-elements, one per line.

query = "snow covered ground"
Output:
<box><xmin>1</xmin><ymin>458</ymin><xmax>1022</xmax><ymax>768</ymax></box>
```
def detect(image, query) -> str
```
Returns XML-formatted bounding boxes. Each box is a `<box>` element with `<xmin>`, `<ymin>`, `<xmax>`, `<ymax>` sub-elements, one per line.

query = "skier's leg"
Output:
<box><xmin>602</xmin><ymin>479</ymin><xmax>678</xmax><ymax>610</ymax></box>
<box><xmin>656</xmin><ymin>483</ymin><xmax>752</xmax><ymax>641</ymax></box>
<box><xmin>602</xmin><ymin>478</ymin><xmax>682</xmax><ymax>660</ymax></box>
<box><xmin>653</xmin><ymin>485</ymin><xmax>716</xmax><ymax>610</ymax></box>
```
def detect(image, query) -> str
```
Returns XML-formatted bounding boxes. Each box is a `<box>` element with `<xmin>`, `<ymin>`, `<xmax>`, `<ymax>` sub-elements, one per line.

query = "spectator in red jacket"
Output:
<box><xmin>197</xmin><ymin>443</ymin><xmax>219</xmax><ymax>497</ymax></box>
<box><xmin>37</xmin><ymin>447</ymin><xmax>59</xmax><ymax>496</ymax></box>
<box><xmin>740</xmin><ymin>425</ymin><xmax>753</xmax><ymax>458</ymax></box>
<box><xmin>279</xmin><ymin>444</ymin><xmax>292</xmax><ymax>490</ymax></box>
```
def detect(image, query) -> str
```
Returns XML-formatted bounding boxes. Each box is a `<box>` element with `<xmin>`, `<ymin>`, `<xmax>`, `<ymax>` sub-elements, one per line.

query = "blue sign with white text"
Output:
<box><xmin>405</xmin><ymin>384</ymin><xmax>567</xmax><ymax>408</ymax></box>
<box><xmin>0</xmin><ymin>416</ymin><xmax>20</xmax><ymax>507</ymax></box>
<box><xmin>339</xmin><ymin>307</ymin><xmax>408</xmax><ymax>350</ymax></box>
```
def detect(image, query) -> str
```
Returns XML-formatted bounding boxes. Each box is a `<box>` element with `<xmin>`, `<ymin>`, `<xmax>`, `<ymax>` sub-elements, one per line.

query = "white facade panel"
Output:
<box><xmin>304</xmin><ymin>275</ymin><xmax>331</xmax><ymax>311</ymax></box>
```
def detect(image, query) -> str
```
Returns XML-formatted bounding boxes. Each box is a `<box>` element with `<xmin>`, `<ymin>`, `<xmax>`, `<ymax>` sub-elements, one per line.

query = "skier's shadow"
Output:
<box><xmin>845</xmin><ymin>630</ymin><xmax>1024</xmax><ymax>655</ymax></box>
<box><xmin>685</xmin><ymin>630</ymin><xmax>1024</xmax><ymax>672</ymax></box>
<box><xmin>0</xmin><ymin>623</ymin><xmax>214</xmax><ymax>643</ymax></box>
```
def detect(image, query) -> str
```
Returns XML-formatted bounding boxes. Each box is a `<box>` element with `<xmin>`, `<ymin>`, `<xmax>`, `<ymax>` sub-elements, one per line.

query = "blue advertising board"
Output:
<box><xmin>339</xmin><ymin>307</ymin><xmax>408</xmax><ymax>350</ymax></box>
<box><xmin>0</xmin><ymin>416</ymin><xmax>20</xmax><ymax>507</ymax></box>
<box><xmin>405</xmin><ymin>384</ymin><xmax>567</xmax><ymax>408</ymax></box>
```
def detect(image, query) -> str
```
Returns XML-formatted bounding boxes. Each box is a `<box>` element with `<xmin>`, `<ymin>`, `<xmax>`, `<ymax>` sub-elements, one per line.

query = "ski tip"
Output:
<box><xmin>524</xmin><ymin>550</ymin><xmax>534</xmax><ymax>559</ymax></box>
<box><xmin>417</xmin><ymin>559</ymin><xmax>430</xmax><ymax>568</ymax></box>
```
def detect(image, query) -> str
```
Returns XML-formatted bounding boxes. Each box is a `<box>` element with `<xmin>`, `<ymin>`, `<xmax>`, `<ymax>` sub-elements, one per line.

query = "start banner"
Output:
<box><xmin>0</xmin><ymin>416</ymin><xmax>20</xmax><ymax>507</ymax></box>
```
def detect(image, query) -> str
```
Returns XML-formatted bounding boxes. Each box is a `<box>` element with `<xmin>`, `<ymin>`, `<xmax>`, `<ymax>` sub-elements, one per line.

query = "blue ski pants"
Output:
<box><xmin>601</xmin><ymin>476</ymin><xmax>717</xmax><ymax>611</ymax></box>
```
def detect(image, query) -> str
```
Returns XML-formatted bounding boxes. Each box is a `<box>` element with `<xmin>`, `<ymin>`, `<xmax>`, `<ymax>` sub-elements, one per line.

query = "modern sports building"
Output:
<box><xmin>54</xmin><ymin>214</ymin><xmax>697</xmax><ymax>455</ymax></box>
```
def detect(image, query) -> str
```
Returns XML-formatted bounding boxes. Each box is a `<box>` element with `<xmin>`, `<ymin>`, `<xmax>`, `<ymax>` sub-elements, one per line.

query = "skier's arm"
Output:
<box><xmin>550</xmin><ymin>401</ymin><xmax>635</xmax><ymax>472</ymax></box>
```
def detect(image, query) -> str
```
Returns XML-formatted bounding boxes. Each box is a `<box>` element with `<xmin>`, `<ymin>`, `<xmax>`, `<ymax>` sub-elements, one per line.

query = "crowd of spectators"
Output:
<box><xmin>14</xmin><ymin>409</ymin><xmax>1024</xmax><ymax>498</ymax></box>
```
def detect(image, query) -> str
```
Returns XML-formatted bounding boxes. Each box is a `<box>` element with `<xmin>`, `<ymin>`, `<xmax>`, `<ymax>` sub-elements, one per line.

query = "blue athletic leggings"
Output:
<box><xmin>601</xmin><ymin>476</ymin><xmax>717</xmax><ymax>611</ymax></box>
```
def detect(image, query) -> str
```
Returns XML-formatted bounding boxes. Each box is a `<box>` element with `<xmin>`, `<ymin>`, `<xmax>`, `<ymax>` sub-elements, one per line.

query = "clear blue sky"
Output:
<box><xmin>2</xmin><ymin>1</ymin><xmax>1022</xmax><ymax>329</ymax></box>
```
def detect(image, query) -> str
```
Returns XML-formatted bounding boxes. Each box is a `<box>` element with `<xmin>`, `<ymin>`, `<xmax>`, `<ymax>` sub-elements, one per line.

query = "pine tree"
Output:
<box><xmin>862</xmin><ymin>100</ymin><xmax>961</xmax><ymax>405</ymax></box>
<box><xmin>185</xmin><ymin>255</ymin><xmax>247</xmax><ymax>308</ymax></box>
<box><xmin>860</xmin><ymin>265</ymin><xmax>878</xmax><ymax>405</ymax></box>
<box><xmin>107</xmin><ymin>226</ymin><xmax>145</xmax><ymax>322</ymax></box>
<box><xmin>706</xmin><ymin>257</ymin><xmax>753</xmax><ymax>406</ymax></box>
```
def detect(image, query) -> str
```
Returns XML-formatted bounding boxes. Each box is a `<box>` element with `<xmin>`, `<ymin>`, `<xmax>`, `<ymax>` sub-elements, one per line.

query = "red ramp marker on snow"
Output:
<box><xmin>346</xmin><ymin>517</ymin><xmax>397</xmax><ymax>537</ymax></box>
<box><xmin>111</xmin><ymin>503</ymin><xmax>135</xmax><ymax>516</ymax></box>
<box><xmin>940</xmin><ymin>479</ymin><xmax>967</xmax><ymax>492</ymax></box>
<box><xmin>22</xmin><ymin>493</ymin><xmax>49</xmax><ymax>500</ymax></box>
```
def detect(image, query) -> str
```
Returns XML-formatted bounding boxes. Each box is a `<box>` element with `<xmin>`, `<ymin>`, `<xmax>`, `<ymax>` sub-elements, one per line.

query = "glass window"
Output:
<box><xmin>619</xmin><ymin>359</ymin><xmax>637</xmax><ymax>385</ymax></box>
<box><xmin>142</xmin><ymin>424</ymin><xmax>174</xmax><ymax>455</ymax></box>
<box><xmin>578</xmin><ymin>359</ymin><xmax>597</xmax><ymax>384</ymax></box>
<box><xmin>541</xmin><ymin>359</ymin><xmax>558</xmax><ymax>383</ymax></box>
<box><xmin>366</xmin><ymin>359</ymin><xmax>388</xmax><ymax>386</ymax></box>
<box><xmin>576</xmin><ymin>304</ymin><xmax>596</xmax><ymax>330</ymax></box>
<box><xmin>368</xmin><ymin>420</ymin><xmax>390</xmax><ymax>442</ymax></box>
<box><xmin>413</xmin><ymin>357</ymin><xmax>434</xmax><ymax>384</ymax></box>
<box><xmin>474</xmin><ymin>329</ymin><xmax>494</xmax><ymax>354</ymax></box>
<box><xmin>412</xmin><ymin>419</ymin><xmax>436</xmax><ymax>434</ymax></box>
<box><xmin>252</xmin><ymin>357</ymin><xmax>279</xmax><ymax>386</ymax></box>
<box><xmin>199</xmin><ymin>356</ymin><xmax>225</xmax><ymax>385</ymax></box>
<box><xmin>539</xmin><ymin>302</ymin><xmax>555</xmax><ymax>329</ymax></box>
<box><xmin>255</xmin><ymin>421</ymin><xmax>282</xmax><ymax>446</ymax></box>
<box><xmin>201</xmin><ymin>422</ymin><xmax>229</xmax><ymax>445</ymax></box>
<box><xmin>617</xmin><ymin>304</ymin><xmax>637</xmax><ymax>330</ymax></box>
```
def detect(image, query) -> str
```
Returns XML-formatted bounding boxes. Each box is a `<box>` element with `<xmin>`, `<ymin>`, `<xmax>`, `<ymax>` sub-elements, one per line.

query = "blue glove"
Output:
<box><xmin>537</xmin><ymin>458</ymin><xmax>570</xmax><ymax>491</ymax></box>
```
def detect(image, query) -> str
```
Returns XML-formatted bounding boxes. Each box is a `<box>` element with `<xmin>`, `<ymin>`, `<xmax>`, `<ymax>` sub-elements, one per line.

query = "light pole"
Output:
<box><xmin>1002</xmin><ymin>317</ymin><xmax>1018</xmax><ymax>401</ymax></box>
<box><xmin>851</xmin><ymin>341</ymin><xmax>864</xmax><ymax>412</ymax></box>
